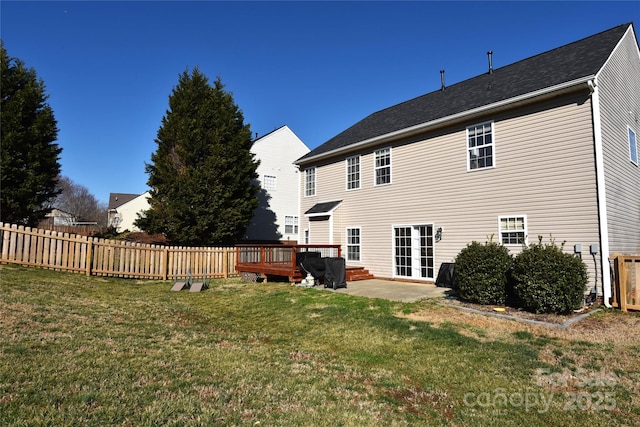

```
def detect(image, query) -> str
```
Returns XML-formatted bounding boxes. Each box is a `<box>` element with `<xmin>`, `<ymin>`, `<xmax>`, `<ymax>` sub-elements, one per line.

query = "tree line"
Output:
<box><xmin>1</xmin><ymin>41</ymin><xmax>259</xmax><ymax>246</ymax></box>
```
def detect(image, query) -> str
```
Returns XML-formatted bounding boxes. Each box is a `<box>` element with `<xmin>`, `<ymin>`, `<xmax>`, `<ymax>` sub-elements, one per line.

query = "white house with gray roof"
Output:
<box><xmin>295</xmin><ymin>23</ymin><xmax>640</xmax><ymax>305</ymax></box>
<box><xmin>244</xmin><ymin>125</ymin><xmax>310</xmax><ymax>242</ymax></box>
<box><xmin>107</xmin><ymin>192</ymin><xmax>150</xmax><ymax>233</ymax></box>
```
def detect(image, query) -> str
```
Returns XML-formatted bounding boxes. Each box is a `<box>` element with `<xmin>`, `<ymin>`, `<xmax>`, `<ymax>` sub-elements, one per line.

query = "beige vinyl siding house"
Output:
<box><xmin>302</xmin><ymin>95</ymin><xmax>599</xmax><ymax>280</ymax></box>
<box><xmin>296</xmin><ymin>23</ymin><xmax>640</xmax><ymax>305</ymax></box>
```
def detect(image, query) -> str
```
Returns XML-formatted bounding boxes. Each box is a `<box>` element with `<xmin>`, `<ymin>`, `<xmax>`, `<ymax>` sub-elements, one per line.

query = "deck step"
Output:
<box><xmin>346</xmin><ymin>267</ymin><xmax>374</xmax><ymax>281</ymax></box>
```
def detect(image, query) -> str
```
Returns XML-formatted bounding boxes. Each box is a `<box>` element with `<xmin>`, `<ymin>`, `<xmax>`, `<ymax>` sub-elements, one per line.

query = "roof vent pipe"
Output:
<box><xmin>440</xmin><ymin>70</ymin><xmax>445</xmax><ymax>91</ymax></box>
<box><xmin>487</xmin><ymin>51</ymin><xmax>493</xmax><ymax>74</ymax></box>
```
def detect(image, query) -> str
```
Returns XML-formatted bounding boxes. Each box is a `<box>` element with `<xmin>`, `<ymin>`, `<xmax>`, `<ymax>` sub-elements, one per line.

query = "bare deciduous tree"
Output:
<box><xmin>54</xmin><ymin>176</ymin><xmax>107</xmax><ymax>227</ymax></box>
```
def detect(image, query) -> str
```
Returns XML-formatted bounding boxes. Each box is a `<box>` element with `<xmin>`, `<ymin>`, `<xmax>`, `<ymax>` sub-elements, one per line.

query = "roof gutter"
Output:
<box><xmin>296</xmin><ymin>76</ymin><xmax>594</xmax><ymax>166</ymax></box>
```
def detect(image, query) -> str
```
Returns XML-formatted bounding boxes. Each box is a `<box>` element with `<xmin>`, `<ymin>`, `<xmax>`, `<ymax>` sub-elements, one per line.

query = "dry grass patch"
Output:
<box><xmin>1</xmin><ymin>265</ymin><xmax>639</xmax><ymax>426</ymax></box>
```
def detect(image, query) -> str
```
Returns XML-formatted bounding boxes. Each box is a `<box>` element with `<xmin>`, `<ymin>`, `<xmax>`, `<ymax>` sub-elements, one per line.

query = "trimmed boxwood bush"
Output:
<box><xmin>454</xmin><ymin>240</ymin><xmax>513</xmax><ymax>305</ymax></box>
<box><xmin>511</xmin><ymin>237</ymin><xmax>588</xmax><ymax>314</ymax></box>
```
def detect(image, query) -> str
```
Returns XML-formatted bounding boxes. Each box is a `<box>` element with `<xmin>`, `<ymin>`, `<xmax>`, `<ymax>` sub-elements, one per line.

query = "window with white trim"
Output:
<box><xmin>499</xmin><ymin>216</ymin><xmax>527</xmax><ymax>245</ymax></box>
<box><xmin>285</xmin><ymin>216</ymin><xmax>298</xmax><ymax>234</ymax></box>
<box><xmin>346</xmin><ymin>227</ymin><xmax>361</xmax><ymax>262</ymax></box>
<box><xmin>374</xmin><ymin>147</ymin><xmax>391</xmax><ymax>185</ymax></box>
<box><xmin>629</xmin><ymin>127</ymin><xmax>638</xmax><ymax>165</ymax></box>
<box><xmin>304</xmin><ymin>167</ymin><xmax>316</xmax><ymax>197</ymax></box>
<box><xmin>263</xmin><ymin>175</ymin><xmax>277</xmax><ymax>191</ymax></box>
<box><xmin>346</xmin><ymin>156</ymin><xmax>360</xmax><ymax>190</ymax></box>
<box><xmin>467</xmin><ymin>122</ymin><xmax>494</xmax><ymax>170</ymax></box>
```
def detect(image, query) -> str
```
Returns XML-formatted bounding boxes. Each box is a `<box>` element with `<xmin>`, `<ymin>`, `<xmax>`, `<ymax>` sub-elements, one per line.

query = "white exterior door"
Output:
<box><xmin>393</xmin><ymin>224</ymin><xmax>434</xmax><ymax>280</ymax></box>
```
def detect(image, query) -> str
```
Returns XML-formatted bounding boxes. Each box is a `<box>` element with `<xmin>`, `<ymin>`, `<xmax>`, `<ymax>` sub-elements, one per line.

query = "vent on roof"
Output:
<box><xmin>440</xmin><ymin>70</ymin><xmax>445</xmax><ymax>91</ymax></box>
<box><xmin>487</xmin><ymin>51</ymin><xmax>493</xmax><ymax>74</ymax></box>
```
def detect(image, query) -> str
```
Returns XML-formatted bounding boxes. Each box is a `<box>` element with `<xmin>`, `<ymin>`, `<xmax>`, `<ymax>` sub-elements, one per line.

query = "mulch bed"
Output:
<box><xmin>440</xmin><ymin>295</ymin><xmax>601</xmax><ymax>326</ymax></box>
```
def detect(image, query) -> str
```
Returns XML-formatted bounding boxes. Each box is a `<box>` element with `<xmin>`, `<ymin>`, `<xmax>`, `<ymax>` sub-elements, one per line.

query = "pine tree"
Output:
<box><xmin>1</xmin><ymin>41</ymin><xmax>62</xmax><ymax>226</ymax></box>
<box><xmin>137</xmin><ymin>68</ymin><xmax>259</xmax><ymax>246</ymax></box>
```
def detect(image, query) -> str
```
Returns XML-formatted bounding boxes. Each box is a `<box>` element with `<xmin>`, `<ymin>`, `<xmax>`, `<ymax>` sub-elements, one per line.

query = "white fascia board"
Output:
<box><xmin>296</xmin><ymin>77</ymin><xmax>594</xmax><ymax>166</ymax></box>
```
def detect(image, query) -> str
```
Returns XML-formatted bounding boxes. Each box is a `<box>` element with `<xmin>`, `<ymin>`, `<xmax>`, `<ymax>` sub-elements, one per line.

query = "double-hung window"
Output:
<box><xmin>285</xmin><ymin>216</ymin><xmax>298</xmax><ymax>234</ymax></box>
<box><xmin>346</xmin><ymin>227</ymin><xmax>361</xmax><ymax>262</ymax></box>
<box><xmin>629</xmin><ymin>127</ymin><xmax>638</xmax><ymax>165</ymax></box>
<box><xmin>304</xmin><ymin>167</ymin><xmax>316</xmax><ymax>197</ymax></box>
<box><xmin>263</xmin><ymin>175</ymin><xmax>277</xmax><ymax>191</ymax></box>
<box><xmin>468</xmin><ymin>122</ymin><xmax>495</xmax><ymax>170</ymax></box>
<box><xmin>374</xmin><ymin>147</ymin><xmax>391</xmax><ymax>185</ymax></box>
<box><xmin>499</xmin><ymin>216</ymin><xmax>527</xmax><ymax>245</ymax></box>
<box><xmin>346</xmin><ymin>156</ymin><xmax>360</xmax><ymax>190</ymax></box>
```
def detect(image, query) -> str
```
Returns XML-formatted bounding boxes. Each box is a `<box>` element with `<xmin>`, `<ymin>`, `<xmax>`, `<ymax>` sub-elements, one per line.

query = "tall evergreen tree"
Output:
<box><xmin>1</xmin><ymin>41</ymin><xmax>62</xmax><ymax>226</ymax></box>
<box><xmin>137</xmin><ymin>68</ymin><xmax>259</xmax><ymax>246</ymax></box>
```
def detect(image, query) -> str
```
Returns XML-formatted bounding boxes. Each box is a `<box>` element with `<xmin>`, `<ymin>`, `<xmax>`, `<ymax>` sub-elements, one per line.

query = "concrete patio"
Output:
<box><xmin>325</xmin><ymin>279</ymin><xmax>451</xmax><ymax>302</ymax></box>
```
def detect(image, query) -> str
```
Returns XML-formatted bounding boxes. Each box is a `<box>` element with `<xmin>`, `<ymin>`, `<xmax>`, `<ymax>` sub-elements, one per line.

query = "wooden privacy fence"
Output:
<box><xmin>0</xmin><ymin>223</ymin><xmax>237</xmax><ymax>280</ymax></box>
<box><xmin>611</xmin><ymin>255</ymin><xmax>640</xmax><ymax>312</ymax></box>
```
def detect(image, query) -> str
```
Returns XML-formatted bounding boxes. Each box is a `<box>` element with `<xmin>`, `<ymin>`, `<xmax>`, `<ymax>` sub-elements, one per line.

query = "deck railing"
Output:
<box><xmin>235</xmin><ymin>244</ymin><xmax>341</xmax><ymax>281</ymax></box>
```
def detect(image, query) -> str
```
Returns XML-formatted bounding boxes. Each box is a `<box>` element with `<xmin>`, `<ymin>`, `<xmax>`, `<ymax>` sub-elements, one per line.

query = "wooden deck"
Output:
<box><xmin>235</xmin><ymin>244</ymin><xmax>373</xmax><ymax>283</ymax></box>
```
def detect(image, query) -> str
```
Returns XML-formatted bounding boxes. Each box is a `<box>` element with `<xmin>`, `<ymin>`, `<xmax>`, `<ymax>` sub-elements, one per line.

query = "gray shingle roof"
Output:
<box><xmin>304</xmin><ymin>200</ymin><xmax>342</xmax><ymax>215</ymax></box>
<box><xmin>297</xmin><ymin>23</ymin><xmax>632</xmax><ymax>164</ymax></box>
<box><xmin>108</xmin><ymin>193</ymin><xmax>140</xmax><ymax>210</ymax></box>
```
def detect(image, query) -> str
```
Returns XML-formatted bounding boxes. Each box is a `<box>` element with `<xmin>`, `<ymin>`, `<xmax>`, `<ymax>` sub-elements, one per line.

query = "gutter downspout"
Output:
<box><xmin>589</xmin><ymin>78</ymin><xmax>612</xmax><ymax>308</ymax></box>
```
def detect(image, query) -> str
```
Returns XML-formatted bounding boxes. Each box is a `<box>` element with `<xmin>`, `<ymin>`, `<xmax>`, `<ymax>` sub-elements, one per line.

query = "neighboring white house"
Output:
<box><xmin>44</xmin><ymin>208</ymin><xmax>77</xmax><ymax>226</ymax></box>
<box><xmin>244</xmin><ymin>125</ymin><xmax>310</xmax><ymax>242</ymax></box>
<box><xmin>107</xmin><ymin>192</ymin><xmax>150</xmax><ymax>233</ymax></box>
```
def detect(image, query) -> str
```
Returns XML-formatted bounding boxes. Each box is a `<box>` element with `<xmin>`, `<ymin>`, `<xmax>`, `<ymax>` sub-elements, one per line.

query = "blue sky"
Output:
<box><xmin>2</xmin><ymin>1</ymin><xmax>639</xmax><ymax>203</ymax></box>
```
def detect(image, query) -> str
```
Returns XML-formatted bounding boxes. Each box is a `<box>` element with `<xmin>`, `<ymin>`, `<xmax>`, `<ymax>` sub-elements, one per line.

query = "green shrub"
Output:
<box><xmin>454</xmin><ymin>240</ymin><xmax>513</xmax><ymax>305</ymax></box>
<box><xmin>511</xmin><ymin>237</ymin><xmax>588</xmax><ymax>314</ymax></box>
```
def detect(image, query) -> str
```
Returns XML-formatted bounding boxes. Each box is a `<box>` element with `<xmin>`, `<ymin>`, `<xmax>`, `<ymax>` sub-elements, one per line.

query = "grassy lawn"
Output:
<box><xmin>1</xmin><ymin>265</ymin><xmax>638</xmax><ymax>426</ymax></box>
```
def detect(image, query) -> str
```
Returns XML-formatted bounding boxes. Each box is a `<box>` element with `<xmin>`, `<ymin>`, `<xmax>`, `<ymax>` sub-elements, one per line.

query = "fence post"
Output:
<box><xmin>224</xmin><ymin>248</ymin><xmax>229</xmax><ymax>278</ymax></box>
<box><xmin>617</xmin><ymin>256</ymin><xmax>627</xmax><ymax>312</ymax></box>
<box><xmin>163</xmin><ymin>248</ymin><xmax>169</xmax><ymax>281</ymax></box>
<box><xmin>1</xmin><ymin>223</ymin><xmax>10</xmax><ymax>262</ymax></box>
<box><xmin>86</xmin><ymin>237</ymin><xmax>93</xmax><ymax>277</ymax></box>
